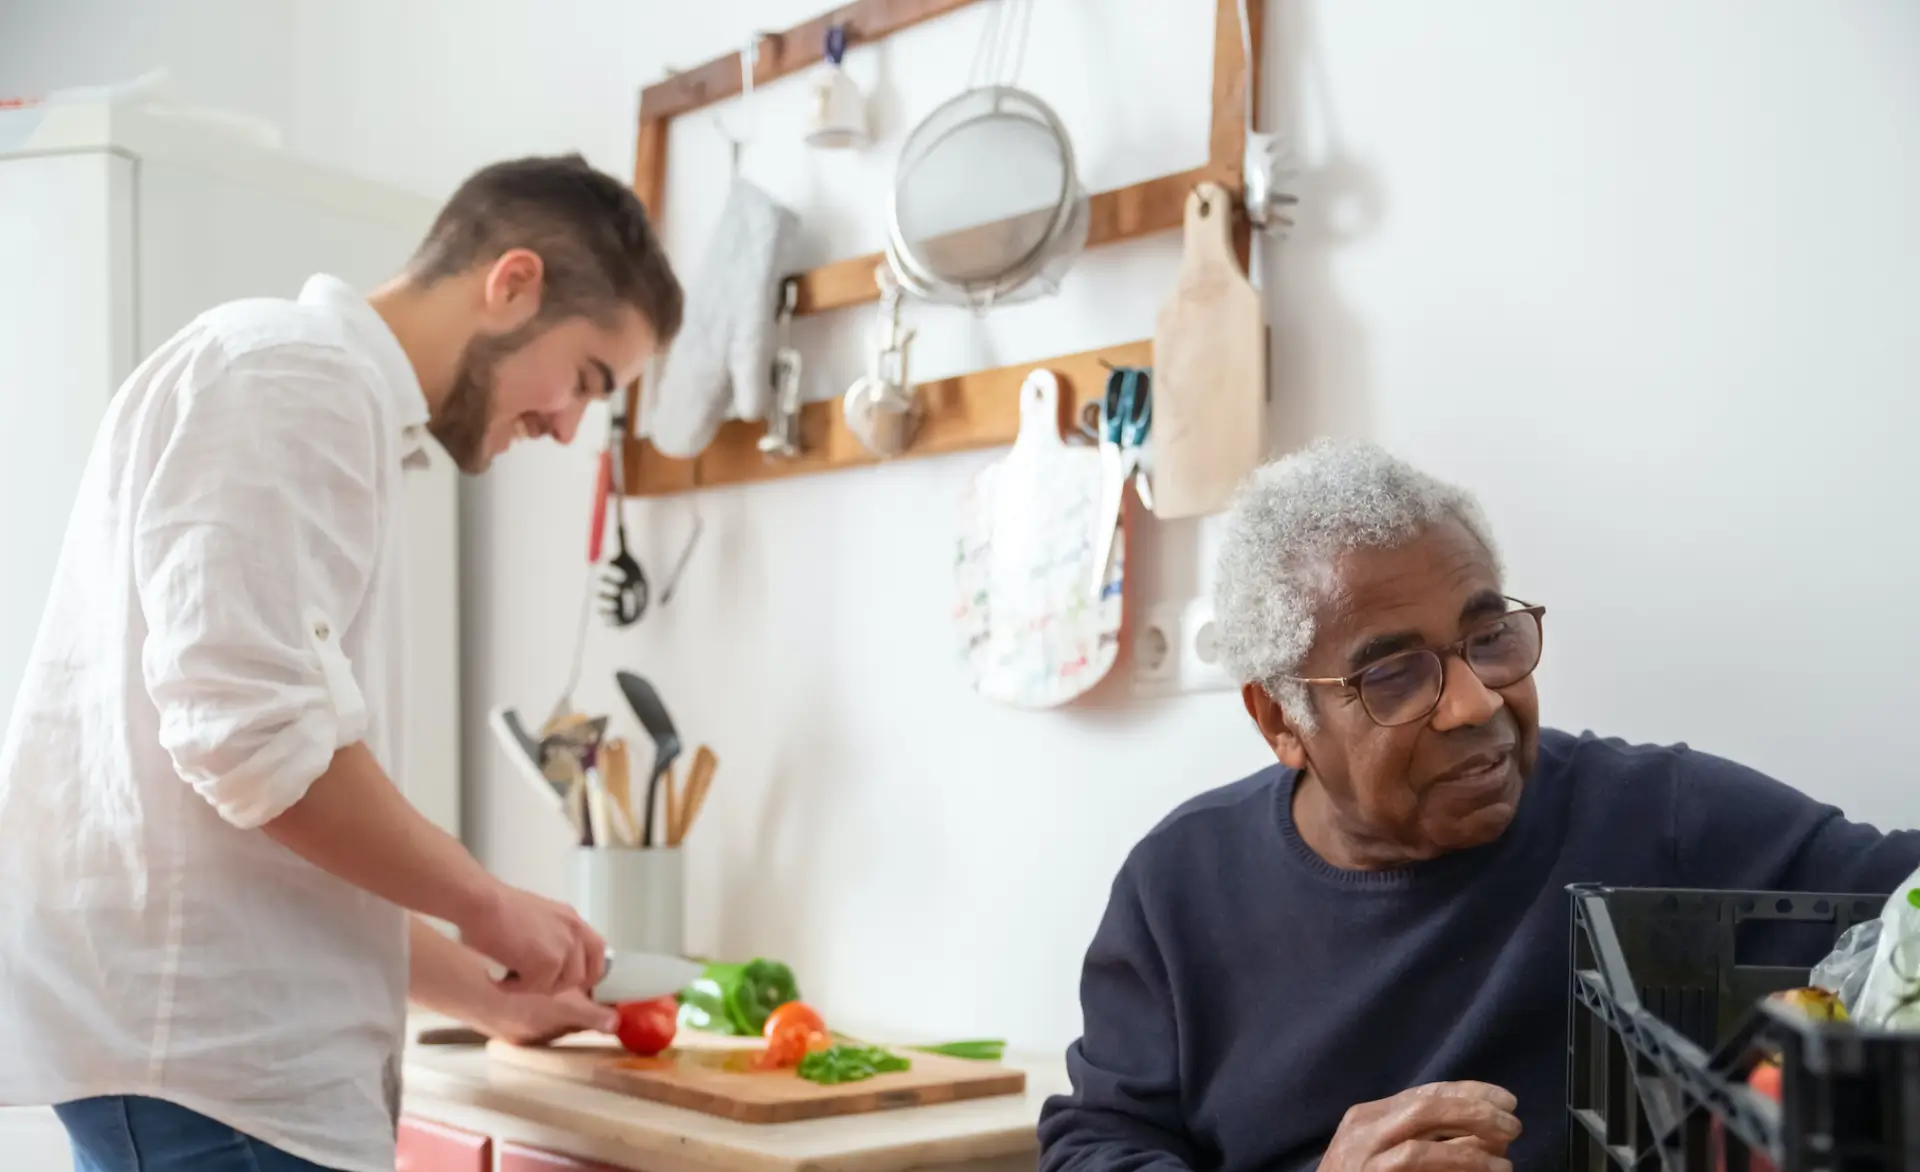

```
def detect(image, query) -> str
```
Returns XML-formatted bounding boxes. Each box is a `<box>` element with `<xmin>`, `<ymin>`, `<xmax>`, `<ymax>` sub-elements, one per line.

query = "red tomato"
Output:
<box><xmin>754</xmin><ymin>1024</ymin><xmax>818</xmax><ymax>1070</ymax></box>
<box><xmin>753</xmin><ymin>1027</ymin><xmax>830</xmax><ymax>1070</ymax></box>
<box><xmin>614</xmin><ymin>995</ymin><xmax>678</xmax><ymax>1056</ymax></box>
<box><xmin>1748</xmin><ymin>1060</ymin><xmax>1782</xmax><ymax>1102</ymax></box>
<box><xmin>752</xmin><ymin>1003</ymin><xmax>830</xmax><ymax>1071</ymax></box>
<box><xmin>751</xmin><ymin>1002</ymin><xmax>829</xmax><ymax>1071</ymax></box>
<box><xmin>762</xmin><ymin>1001</ymin><xmax>826</xmax><ymax>1041</ymax></box>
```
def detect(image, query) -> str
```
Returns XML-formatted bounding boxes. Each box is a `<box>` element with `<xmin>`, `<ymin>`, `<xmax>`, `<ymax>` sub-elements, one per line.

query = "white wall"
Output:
<box><xmin>0</xmin><ymin>0</ymin><xmax>294</xmax><ymax>130</ymax></box>
<box><xmin>6</xmin><ymin>0</ymin><xmax>1919</xmax><ymax>1054</ymax></box>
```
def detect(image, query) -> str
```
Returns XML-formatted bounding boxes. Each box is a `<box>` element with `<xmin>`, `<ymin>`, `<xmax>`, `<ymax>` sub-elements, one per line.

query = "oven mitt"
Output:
<box><xmin>642</xmin><ymin>176</ymin><xmax>799</xmax><ymax>457</ymax></box>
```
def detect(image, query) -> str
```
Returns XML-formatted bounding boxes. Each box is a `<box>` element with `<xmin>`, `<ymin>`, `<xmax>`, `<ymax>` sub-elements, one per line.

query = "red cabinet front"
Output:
<box><xmin>498</xmin><ymin>1139</ymin><xmax>635</xmax><ymax>1170</ymax></box>
<box><xmin>395</xmin><ymin>1115</ymin><xmax>491</xmax><ymax>1172</ymax></box>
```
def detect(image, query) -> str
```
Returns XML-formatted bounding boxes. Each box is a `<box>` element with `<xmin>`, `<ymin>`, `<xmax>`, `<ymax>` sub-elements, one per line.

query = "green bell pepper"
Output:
<box><xmin>675</xmin><ymin>958</ymin><xmax>801</xmax><ymax>1036</ymax></box>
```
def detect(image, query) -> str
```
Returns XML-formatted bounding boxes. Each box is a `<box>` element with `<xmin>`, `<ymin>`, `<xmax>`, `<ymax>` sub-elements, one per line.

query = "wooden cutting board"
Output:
<box><xmin>953</xmin><ymin>369</ymin><xmax>1126</xmax><ymax>708</ymax></box>
<box><xmin>487</xmin><ymin>1036</ymin><xmax>1027</xmax><ymax>1124</ymax></box>
<box><xmin>1150</xmin><ymin>181</ymin><xmax>1269</xmax><ymax>520</ymax></box>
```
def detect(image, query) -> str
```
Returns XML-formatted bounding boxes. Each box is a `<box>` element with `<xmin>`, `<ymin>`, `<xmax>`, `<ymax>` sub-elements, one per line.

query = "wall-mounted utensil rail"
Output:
<box><xmin>621</xmin><ymin>0</ymin><xmax>1262</xmax><ymax>497</ymax></box>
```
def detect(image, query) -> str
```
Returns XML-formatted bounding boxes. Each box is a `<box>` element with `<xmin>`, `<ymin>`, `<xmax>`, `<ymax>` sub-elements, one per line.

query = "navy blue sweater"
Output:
<box><xmin>1036</xmin><ymin>729</ymin><xmax>1920</xmax><ymax>1172</ymax></box>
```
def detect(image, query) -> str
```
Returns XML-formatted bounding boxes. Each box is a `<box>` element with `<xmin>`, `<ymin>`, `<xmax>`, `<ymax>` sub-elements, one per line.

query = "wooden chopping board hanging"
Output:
<box><xmin>953</xmin><ymin>369</ymin><xmax>1125</xmax><ymax>707</ymax></box>
<box><xmin>1149</xmin><ymin>181</ymin><xmax>1269</xmax><ymax>519</ymax></box>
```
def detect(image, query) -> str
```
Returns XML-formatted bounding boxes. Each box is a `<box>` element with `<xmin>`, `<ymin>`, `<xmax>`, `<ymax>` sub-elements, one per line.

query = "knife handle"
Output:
<box><xmin>496</xmin><ymin>949</ymin><xmax>617</xmax><ymax>991</ymax></box>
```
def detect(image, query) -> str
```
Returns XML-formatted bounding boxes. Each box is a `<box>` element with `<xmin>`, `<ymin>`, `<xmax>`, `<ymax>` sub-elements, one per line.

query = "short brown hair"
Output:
<box><xmin>408</xmin><ymin>153</ymin><xmax>683</xmax><ymax>344</ymax></box>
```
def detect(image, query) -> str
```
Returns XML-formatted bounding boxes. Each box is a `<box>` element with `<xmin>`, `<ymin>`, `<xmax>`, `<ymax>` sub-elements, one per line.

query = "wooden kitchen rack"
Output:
<box><xmin>622</xmin><ymin>0</ymin><xmax>1262</xmax><ymax>496</ymax></box>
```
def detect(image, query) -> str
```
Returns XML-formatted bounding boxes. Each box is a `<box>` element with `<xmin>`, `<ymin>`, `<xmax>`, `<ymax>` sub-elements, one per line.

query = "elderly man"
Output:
<box><xmin>1037</xmin><ymin>439</ymin><xmax>1920</xmax><ymax>1172</ymax></box>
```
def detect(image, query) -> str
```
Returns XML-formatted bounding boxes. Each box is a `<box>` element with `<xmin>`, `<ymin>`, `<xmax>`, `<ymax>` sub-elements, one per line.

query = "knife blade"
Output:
<box><xmin>596</xmin><ymin>949</ymin><xmax>704</xmax><ymax>1003</ymax></box>
<box><xmin>494</xmin><ymin>949</ymin><xmax>703</xmax><ymax>1005</ymax></box>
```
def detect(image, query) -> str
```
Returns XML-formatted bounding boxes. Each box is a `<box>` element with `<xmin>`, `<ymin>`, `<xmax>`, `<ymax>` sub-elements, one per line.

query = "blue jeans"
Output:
<box><xmin>54</xmin><ymin>1095</ymin><xmax>342</xmax><ymax>1171</ymax></box>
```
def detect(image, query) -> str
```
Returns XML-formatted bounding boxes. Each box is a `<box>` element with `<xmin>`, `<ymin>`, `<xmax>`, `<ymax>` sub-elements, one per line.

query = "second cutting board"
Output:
<box><xmin>953</xmin><ymin>369</ymin><xmax>1125</xmax><ymax>708</ymax></box>
<box><xmin>487</xmin><ymin>1036</ymin><xmax>1027</xmax><ymax>1124</ymax></box>
<box><xmin>1149</xmin><ymin>181</ymin><xmax>1269</xmax><ymax>519</ymax></box>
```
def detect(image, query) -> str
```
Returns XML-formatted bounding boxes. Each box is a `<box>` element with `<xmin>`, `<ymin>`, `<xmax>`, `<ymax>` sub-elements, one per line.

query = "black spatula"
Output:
<box><xmin>616</xmin><ymin>670</ymin><xmax>682</xmax><ymax>847</ymax></box>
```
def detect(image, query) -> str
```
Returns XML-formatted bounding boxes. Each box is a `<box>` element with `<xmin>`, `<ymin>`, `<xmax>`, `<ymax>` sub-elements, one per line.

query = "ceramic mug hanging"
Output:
<box><xmin>806</xmin><ymin>25</ymin><xmax>867</xmax><ymax>150</ymax></box>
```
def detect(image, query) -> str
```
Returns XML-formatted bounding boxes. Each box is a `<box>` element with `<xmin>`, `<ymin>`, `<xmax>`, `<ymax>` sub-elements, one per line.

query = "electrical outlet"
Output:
<box><xmin>1131</xmin><ymin>602</ymin><xmax>1181</xmax><ymax>689</ymax></box>
<box><xmin>1132</xmin><ymin>598</ymin><xmax>1238</xmax><ymax>697</ymax></box>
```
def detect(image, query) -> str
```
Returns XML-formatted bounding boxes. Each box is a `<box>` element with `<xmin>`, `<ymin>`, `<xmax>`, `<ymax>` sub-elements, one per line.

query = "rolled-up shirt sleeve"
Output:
<box><xmin>133</xmin><ymin>343</ymin><xmax>387</xmax><ymax>829</ymax></box>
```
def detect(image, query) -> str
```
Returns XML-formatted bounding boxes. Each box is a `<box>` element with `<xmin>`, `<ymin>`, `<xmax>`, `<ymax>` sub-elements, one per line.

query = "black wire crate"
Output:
<box><xmin>1566</xmin><ymin>884</ymin><xmax>1920</xmax><ymax>1172</ymax></box>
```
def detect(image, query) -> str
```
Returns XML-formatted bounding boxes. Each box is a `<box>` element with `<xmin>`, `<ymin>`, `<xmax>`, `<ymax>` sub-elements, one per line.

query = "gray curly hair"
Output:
<box><xmin>1213</xmin><ymin>439</ymin><xmax>1502</xmax><ymax>731</ymax></box>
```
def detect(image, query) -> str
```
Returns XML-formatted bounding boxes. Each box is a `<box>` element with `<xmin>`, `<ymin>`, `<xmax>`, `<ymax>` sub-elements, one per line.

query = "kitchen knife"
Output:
<box><xmin>414</xmin><ymin>1025</ymin><xmax>491</xmax><ymax>1046</ymax></box>
<box><xmin>596</xmin><ymin>949</ymin><xmax>705</xmax><ymax>1003</ymax></box>
<box><xmin>493</xmin><ymin>949</ymin><xmax>704</xmax><ymax>1005</ymax></box>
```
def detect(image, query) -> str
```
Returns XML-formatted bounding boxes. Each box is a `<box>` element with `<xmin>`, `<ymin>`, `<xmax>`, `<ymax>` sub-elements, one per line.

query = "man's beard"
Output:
<box><xmin>431</xmin><ymin>329</ymin><xmax>527</xmax><ymax>473</ymax></box>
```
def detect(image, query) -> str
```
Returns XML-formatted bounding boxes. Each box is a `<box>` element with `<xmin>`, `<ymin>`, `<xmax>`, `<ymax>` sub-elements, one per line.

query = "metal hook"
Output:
<box><xmin>715</xmin><ymin>31</ymin><xmax>771</xmax><ymax>173</ymax></box>
<box><xmin>1076</xmin><ymin>400</ymin><xmax>1103</xmax><ymax>444</ymax></box>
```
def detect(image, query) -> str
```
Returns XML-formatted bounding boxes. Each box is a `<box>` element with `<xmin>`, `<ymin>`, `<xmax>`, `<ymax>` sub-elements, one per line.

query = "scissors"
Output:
<box><xmin>1088</xmin><ymin>366</ymin><xmax>1153</xmax><ymax>596</ymax></box>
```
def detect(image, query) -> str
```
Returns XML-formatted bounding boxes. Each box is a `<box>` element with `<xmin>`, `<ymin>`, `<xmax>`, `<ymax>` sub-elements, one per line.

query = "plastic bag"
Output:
<box><xmin>1810</xmin><ymin>917</ymin><xmax>1881</xmax><ymax>1015</ymax></box>
<box><xmin>1851</xmin><ymin>864</ymin><xmax>1920</xmax><ymax>1028</ymax></box>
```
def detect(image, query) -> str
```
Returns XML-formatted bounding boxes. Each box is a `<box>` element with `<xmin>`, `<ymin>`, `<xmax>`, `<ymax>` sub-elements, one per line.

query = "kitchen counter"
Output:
<box><xmin>400</xmin><ymin>1014</ymin><xmax>1068</xmax><ymax>1172</ymax></box>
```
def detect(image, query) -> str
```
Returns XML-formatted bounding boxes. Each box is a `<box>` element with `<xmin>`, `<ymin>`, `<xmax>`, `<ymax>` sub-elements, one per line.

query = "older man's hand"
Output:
<box><xmin>1321</xmin><ymin>1082</ymin><xmax>1521</xmax><ymax>1172</ymax></box>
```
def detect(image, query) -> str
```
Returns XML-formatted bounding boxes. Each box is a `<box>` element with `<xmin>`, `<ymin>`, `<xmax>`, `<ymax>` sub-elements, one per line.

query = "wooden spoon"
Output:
<box><xmin>599</xmin><ymin>738</ymin><xmax>641</xmax><ymax>847</ymax></box>
<box><xmin>670</xmin><ymin>746</ymin><xmax>718</xmax><ymax>846</ymax></box>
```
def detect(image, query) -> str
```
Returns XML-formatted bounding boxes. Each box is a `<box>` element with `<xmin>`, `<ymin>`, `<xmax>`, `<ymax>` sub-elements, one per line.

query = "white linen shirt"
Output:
<box><xmin>0</xmin><ymin>273</ymin><xmax>431</xmax><ymax>1172</ymax></box>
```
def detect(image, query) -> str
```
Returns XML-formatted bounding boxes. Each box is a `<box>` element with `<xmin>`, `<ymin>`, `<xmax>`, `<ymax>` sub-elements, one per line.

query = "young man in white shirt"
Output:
<box><xmin>0</xmin><ymin>153</ymin><xmax>686</xmax><ymax>1172</ymax></box>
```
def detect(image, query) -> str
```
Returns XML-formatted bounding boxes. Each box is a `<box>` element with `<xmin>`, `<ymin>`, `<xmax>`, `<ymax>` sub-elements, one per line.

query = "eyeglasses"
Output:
<box><xmin>1287</xmin><ymin>598</ymin><xmax>1546</xmax><ymax>728</ymax></box>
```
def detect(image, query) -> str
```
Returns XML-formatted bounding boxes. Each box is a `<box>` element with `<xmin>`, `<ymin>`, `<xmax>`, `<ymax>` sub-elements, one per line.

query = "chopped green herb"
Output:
<box><xmin>797</xmin><ymin>1044</ymin><xmax>911</xmax><ymax>1085</ymax></box>
<box><xmin>909</xmin><ymin>1039</ymin><xmax>1006</xmax><ymax>1062</ymax></box>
